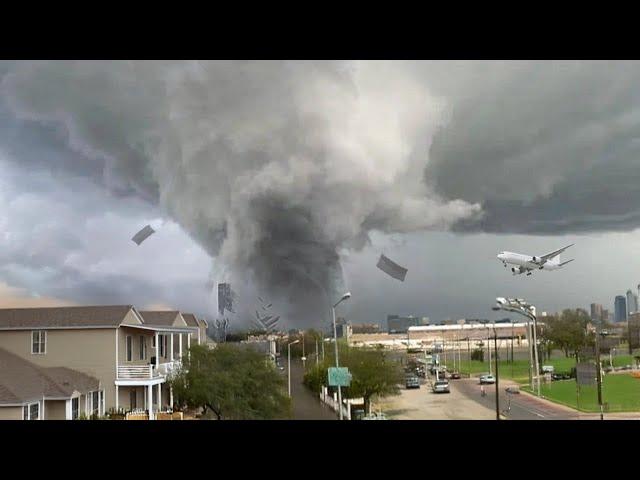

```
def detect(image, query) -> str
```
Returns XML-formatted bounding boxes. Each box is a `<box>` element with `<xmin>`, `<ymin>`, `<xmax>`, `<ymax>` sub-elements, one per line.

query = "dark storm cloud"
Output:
<box><xmin>422</xmin><ymin>61</ymin><xmax>640</xmax><ymax>234</ymax></box>
<box><xmin>0</xmin><ymin>61</ymin><xmax>480</xmax><ymax>326</ymax></box>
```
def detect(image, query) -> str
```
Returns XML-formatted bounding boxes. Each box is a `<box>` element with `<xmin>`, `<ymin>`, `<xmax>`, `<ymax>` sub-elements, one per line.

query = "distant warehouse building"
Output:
<box><xmin>387</xmin><ymin>315</ymin><xmax>428</xmax><ymax>334</ymax></box>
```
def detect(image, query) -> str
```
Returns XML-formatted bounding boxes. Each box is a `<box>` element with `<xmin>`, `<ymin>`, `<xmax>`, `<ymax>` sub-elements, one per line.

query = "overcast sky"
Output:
<box><xmin>1</xmin><ymin>61</ymin><xmax>640</xmax><ymax>329</ymax></box>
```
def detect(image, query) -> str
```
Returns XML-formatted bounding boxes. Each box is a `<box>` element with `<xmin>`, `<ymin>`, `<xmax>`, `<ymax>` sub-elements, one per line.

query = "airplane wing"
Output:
<box><xmin>539</xmin><ymin>243</ymin><xmax>574</xmax><ymax>263</ymax></box>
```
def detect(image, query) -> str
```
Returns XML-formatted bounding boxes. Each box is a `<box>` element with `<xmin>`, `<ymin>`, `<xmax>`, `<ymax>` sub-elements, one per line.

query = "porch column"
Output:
<box><xmin>147</xmin><ymin>385</ymin><xmax>154</xmax><ymax>420</ymax></box>
<box><xmin>169</xmin><ymin>386</ymin><xmax>174</xmax><ymax>409</ymax></box>
<box><xmin>115</xmin><ymin>385</ymin><xmax>119</xmax><ymax>411</ymax></box>
<box><xmin>187</xmin><ymin>334</ymin><xmax>190</xmax><ymax>358</ymax></box>
<box><xmin>65</xmin><ymin>399</ymin><xmax>72</xmax><ymax>420</ymax></box>
<box><xmin>155</xmin><ymin>332</ymin><xmax>159</xmax><ymax>368</ymax></box>
<box><xmin>169</xmin><ymin>333</ymin><xmax>174</xmax><ymax>362</ymax></box>
<box><xmin>156</xmin><ymin>383</ymin><xmax>162</xmax><ymax>412</ymax></box>
<box><xmin>178</xmin><ymin>333</ymin><xmax>183</xmax><ymax>360</ymax></box>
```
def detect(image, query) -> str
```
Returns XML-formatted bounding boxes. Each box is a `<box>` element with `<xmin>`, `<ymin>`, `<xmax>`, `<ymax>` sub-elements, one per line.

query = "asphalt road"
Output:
<box><xmin>453</xmin><ymin>377</ymin><xmax>577</xmax><ymax>420</ymax></box>
<box><xmin>285</xmin><ymin>358</ymin><xmax>337</xmax><ymax>420</ymax></box>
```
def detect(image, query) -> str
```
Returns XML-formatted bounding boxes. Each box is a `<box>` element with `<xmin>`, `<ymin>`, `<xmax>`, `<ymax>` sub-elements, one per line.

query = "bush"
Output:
<box><xmin>471</xmin><ymin>349</ymin><xmax>485</xmax><ymax>362</ymax></box>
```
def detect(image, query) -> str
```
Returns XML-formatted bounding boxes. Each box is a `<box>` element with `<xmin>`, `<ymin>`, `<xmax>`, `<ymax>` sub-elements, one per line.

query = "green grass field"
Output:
<box><xmin>525</xmin><ymin>374</ymin><xmax>640</xmax><ymax>412</ymax></box>
<box><xmin>440</xmin><ymin>353</ymin><xmax>635</xmax><ymax>384</ymax></box>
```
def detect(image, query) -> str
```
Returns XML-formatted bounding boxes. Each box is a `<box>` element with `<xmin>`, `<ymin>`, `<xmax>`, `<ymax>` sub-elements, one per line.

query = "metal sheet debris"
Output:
<box><xmin>376</xmin><ymin>254</ymin><xmax>408</xmax><ymax>282</ymax></box>
<box><xmin>131</xmin><ymin>225</ymin><xmax>155</xmax><ymax>245</ymax></box>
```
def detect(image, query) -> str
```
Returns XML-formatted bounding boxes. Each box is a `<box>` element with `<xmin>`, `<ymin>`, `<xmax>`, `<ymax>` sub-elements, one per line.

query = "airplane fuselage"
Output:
<box><xmin>497</xmin><ymin>252</ymin><xmax>562</xmax><ymax>271</ymax></box>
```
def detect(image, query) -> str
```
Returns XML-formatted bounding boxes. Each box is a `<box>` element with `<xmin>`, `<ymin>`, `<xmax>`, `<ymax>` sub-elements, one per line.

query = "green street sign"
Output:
<box><xmin>328</xmin><ymin>367</ymin><xmax>352</xmax><ymax>387</ymax></box>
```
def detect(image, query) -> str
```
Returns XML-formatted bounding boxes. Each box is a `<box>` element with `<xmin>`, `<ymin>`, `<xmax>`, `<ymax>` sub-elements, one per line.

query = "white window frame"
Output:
<box><xmin>23</xmin><ymin>402</ymin><xmax>40</xmax><ymax>420</ymax></box>
<box><xmin>71</xmin><ymin>397</ymin><xmax>79</xmax><ymax>420</ymax></box>
<box><xmin>31</xmin><ymin>330</ymin><xmax>46</xmax><ymax>355</ymax></box>
<box><xmin>89</xmin><ymin>391</ymin><xmax>100</xmax><ymax>416</ymax></box>
<box><xmin>126</xmin><ymin>335</ymin><xmax>132</xmax><ymax>362</ymax></box>
<box><xmin>139</xmin><ymin>336</ymin><xmax>146</xmax><ymax>360</ymax></box>
<box><xmin>159</xmin><ymin>334</ymin><xmax>165</xmax><ymax>357</ymax></box>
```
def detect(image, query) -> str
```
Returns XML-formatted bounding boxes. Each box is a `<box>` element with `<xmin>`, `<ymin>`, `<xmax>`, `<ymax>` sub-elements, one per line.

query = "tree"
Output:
<box><xmin>170</xmin><ymin>344</ymin><xmax>291</xmax><ymax>420</ymax></box>
<box><xmin>541</xmin><ymin>309</ymin><xmax>591</xmax><ymax>361</ymax></box>
<box><xmin>303</xmin><ymin>346</ymin><xmax>404</xmax><ymax>414</ymax></box>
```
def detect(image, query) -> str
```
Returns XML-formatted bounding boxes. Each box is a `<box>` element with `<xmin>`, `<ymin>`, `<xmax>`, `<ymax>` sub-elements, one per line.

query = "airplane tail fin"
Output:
<box><xmin>559</xmin><ymin>259</ymin><xmax>574</xmax><ymax>267</ymax></box>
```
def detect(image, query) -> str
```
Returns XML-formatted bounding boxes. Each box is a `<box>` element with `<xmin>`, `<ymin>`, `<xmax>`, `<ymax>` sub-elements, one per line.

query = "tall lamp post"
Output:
<box><xmin>332</xmin><ymin>291</ymin><xmax>351</xmax><ymax>420</ymax></box>
<box><xmin>287</xmin><ymin>339</ymin><xmax>300</xmax><ymax>397</ymax></box>
<box><xmin>493</xmin><ymin>297</ymin><xmax>541</xmax><ymax>397</ymax></box>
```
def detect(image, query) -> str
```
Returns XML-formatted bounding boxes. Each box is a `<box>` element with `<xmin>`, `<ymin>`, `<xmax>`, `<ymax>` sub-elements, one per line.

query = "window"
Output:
<box><xmin>31</xmin><ymin>330</ymin><xmax>46</xmax><ymax>354</ymax></box>
<box><xmin>130</xmin><ymin>389</ymin><xmax>136</xmax><ymax>409</ymax></box>
<box><xmin>71</xmin><ymin>398</ymin><xmax>79</xmax><ymax>420</ymax></box>
<box><xmin>139</xmin><ymin>336</ymin><xmax>146</xmax><ymax>360</ymax></box>
<box><xmin>23</xmin><ymin>402</ymin><xmax>40</xmax><ymax>420</ymax></box>
<box><xmin>152</xmin><ymin>335</ymin><xmax>156</xmax><ymax>347</ymax></box>
<box><xmin>159</xmin><ymin>334</ymin><xmax>165</xmax><ymax>357</ymax></box>
<box><xmin>126</xmin><ymin>335</ymin><xmax>132</xmax><ymax>362</ymax></box>
<box><xmin>91</xmin><ymin>391</ymin><xmax>99</xmax><ymax>416</ymax></box>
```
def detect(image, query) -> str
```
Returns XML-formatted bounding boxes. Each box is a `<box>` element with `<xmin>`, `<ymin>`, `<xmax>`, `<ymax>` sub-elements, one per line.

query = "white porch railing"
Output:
<box><xmin>118</xmin><ymin>361</ymin><xmax>183</xmax><ymax>380</ymax></box>
<box><xmin>117</xmin><ymin>365</ymin><xmax>155</xmax><ymax>379</ymax></box>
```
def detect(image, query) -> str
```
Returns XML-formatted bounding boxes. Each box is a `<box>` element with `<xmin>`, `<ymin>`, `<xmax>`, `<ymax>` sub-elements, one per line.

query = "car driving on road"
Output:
<box><xmin>479</xmin><ymin>374</ymin><xmax>496</xmax><ymax>384</ymax></box>
<box><xmin>432</xmin><ymin>380</ymin><xmax>450</xmax><ymax>393</ymax></box>
<box><xmin>405</xmin><ymin>375</ymin><xmax>420</xmax><ymax>389</ymax></box>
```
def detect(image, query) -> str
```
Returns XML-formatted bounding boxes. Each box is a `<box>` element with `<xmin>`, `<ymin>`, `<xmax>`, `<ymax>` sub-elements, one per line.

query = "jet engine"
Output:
<box><xmin>532</xmin><ymin>256</ymin><xmax>541</xmax><ymax>264</ymax></box>
<box><xmin>511</xmin><ymin>266</ymin><xmax>523</xmax><ymax>274</ymax></box>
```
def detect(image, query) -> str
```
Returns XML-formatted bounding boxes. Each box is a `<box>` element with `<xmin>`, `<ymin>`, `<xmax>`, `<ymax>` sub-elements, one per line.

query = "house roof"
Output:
<box><xmin>0</xmin><ymin>305</ymin><xmax>134</xmax><ymax>330</ymax></box>
<box><xmin>138</xmin><ymin>311</ymin><xmax>182</xmax><ymax>326</ymax></box>
<box><xmin>181</xmin><ymin>313</ymin><xmax>199</xmax><ymax>327</ymax></box>
<box><xmin>0</xmin><ymin>348</ymin><xmax>99</xmax><ymax>405</ymax></box>
<box><xmin>197</xmin><ymin>318</ymin><xmax>208</xmax><ymax>328</ymax></box>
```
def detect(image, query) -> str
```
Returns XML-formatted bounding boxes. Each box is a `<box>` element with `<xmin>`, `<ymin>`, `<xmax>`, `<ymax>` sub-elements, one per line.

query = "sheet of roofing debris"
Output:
<box><xmin>131</xmin><ymin>224</ymin><xmax>155</xmax><ymax>245</ymax></box>
<box><xmin>376</xmin><ymin>254</ymin><xmax>408</xmax><ymax>282</ymax></box>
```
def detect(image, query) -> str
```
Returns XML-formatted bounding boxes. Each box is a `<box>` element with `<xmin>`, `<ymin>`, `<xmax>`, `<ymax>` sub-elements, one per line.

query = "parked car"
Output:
<box><xmin>405</xmin><ymin>375</ymin><xmax>421</xmax><ymax>389</ymax></box>
<box><xmin>432</xmin><ymin>380</ymin><xmax>451</xmax><ymax>393</ymax></box>
<box><xmin>362</xmin><ymin>412</ymin><xmax>387</xmax><ymax>420</ymax></box>
<box><xmin>450</xmin><ymin>371</ymin><xmax>461</xmax><ymax>379</ymax></box>
<box><xmin>541</xmin><ymin>365</ymin><xmax>555</xmax><ymax>374</ymax></box>
<box><xmin>479</xmin><ymin>374</ymin><xmax>496</xmax><ymax>384</ymax></box>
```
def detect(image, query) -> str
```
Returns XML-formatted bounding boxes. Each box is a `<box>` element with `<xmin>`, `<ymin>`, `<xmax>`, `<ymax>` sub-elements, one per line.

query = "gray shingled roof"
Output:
<box><xmin>139</xmin><ymin>311</ymin><xmax>181</xmax><ymax>326</ymax></box>
<box><xmin>0</xmin><ymin>305</ymin><xmax>134</xmax><ymax>330</ymax></box>
<box><xmin>181</xmin><ymin>313</ymin><xmax>199</xmax><ymax>327</ymax></box>
<box><xmin>0</xmin><ymin>348</ymin><xmax>99</xmax><ymax>405</ymax></box>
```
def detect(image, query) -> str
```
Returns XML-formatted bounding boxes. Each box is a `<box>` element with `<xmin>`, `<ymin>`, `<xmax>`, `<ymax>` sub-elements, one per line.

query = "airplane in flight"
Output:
<box><xmin>497</xmin><ymin>244</ymin><xmax>575</xmax><ymax>276</ymax></box>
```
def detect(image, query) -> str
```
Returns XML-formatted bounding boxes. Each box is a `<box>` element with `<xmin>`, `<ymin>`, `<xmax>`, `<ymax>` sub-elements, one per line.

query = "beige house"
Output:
<box><xmin>0</xmin><ymin>305</ymin><xmax>198</xmax><ymax>419</ymax></box>
<box><xmin>0</xmin><ymin>347</ymin><xmax>99</xmax><ymax>420</ymax></box>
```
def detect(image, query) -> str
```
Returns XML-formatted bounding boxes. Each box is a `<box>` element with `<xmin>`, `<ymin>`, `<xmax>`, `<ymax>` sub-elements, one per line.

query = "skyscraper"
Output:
<box><xmin>615</xmin><ymin>295</ymin><xmax>627</xmax><ymax>323</ymax></box>
<box><xmin>628</xmin><ymin>290</ymin><xmax>638</xmax><ymax>315</ymax></box>
<box><xmin>590</xmin><ymin>303</ymin><xmax>603</xmax><ymax>321</ymax></box>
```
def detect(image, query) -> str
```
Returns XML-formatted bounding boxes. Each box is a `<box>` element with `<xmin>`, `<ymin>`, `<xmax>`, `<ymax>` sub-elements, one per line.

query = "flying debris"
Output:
<box><xmin>376</xmin><ymin>254</ymin><xmax>408</xmax><ymax>282</ymax></box>
<box><xmin>218</xmin><ymin>283</ymin><xmax>235</xmax><ymax>315</ymax></box>
<box><xmin>255</xmin><ymin>297</ymin><xmax>280</xmax><ymax>333</ymax></box>
<box><xmin>131</xmin><ymin>225</ymin><xmax>155</xmax><ymax>245</ymax></box>
<box><xmin>262</xmin><ymin>303</ymin><xmax>272</xmax><ymax>310</ymax></box>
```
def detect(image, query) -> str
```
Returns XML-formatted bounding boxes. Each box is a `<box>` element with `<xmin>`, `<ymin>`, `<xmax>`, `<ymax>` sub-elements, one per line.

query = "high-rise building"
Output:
<box><xmin>615</xmin><ymin>295</ymin><xmax>627</xmax><ymax>323</ymax></box>
<box><xmin>387</xmin><ymin>315</ymin><xmax>422</xmax><ymax>333</ymax></box>
<box><xmin>590</xmin><ymin>303</ymin><xmax>603</xmax><ymax>321</ymax></box>
<box><xmin>627</xmin><ymin>290</ymin><xmax>638</xmax><ymax>315</ymax></box>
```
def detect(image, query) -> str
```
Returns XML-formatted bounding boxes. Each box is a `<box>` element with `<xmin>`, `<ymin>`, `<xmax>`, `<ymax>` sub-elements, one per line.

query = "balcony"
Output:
<box><xmin>117</xmin><ymin>364</ymin><xmax>156</xmax><ymax>380</ymax></box>
<box><xmin>117</xmin><ymin>361</ymin><xmax>182</xmax><ymax>381</ymax></box>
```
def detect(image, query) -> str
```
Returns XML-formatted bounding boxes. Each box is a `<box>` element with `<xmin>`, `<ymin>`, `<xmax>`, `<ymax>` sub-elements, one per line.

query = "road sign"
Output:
<box><xmin>328</xmin><ymin>367</ymin><xmax>352</xmax><ymax>387</ymax></box>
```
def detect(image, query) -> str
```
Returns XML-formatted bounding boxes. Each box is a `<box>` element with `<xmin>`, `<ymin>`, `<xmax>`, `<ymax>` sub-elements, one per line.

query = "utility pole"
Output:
<box><xmin>487</xmin><ymin>328</ymin><xmax>492</xmax><ymax>375</ymax></box>
<box><xmin>494</xmin><ymin>330</ymin><xmax>500</xmax><ymax>420</ymax></box>
<box><xmin>595</xmin><ymin>330</ymin><xmax>604</xmax><ymax>420</ymax></box>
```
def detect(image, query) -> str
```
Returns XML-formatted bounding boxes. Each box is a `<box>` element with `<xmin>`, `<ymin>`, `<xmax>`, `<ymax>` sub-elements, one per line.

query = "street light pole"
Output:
<box><xmin>332</xmin><ymin>292</ymin><xmax>351</xmax><ymax>421</ymax></box>
<box><xmin>494</xmin><ymin>329</ymin><xmax>500</xmax><ymax>420</ymax></box>
<box><xmin>287</xmin><ymin>339</ymin><xmax>300</xmax><ymax>397</ymax></box>
<box><xmin>595</xmin><ymin>330</ymin><xmax>604</xmax><ymax>420</ymax></box>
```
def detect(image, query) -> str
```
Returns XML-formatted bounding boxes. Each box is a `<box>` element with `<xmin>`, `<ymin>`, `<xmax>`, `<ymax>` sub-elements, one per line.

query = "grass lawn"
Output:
<box><xmin>526</xmin><ymin>374</ymin><xmax>640</xmax><ymax>412</ymax></box>
<box><xmin>440</xmin><ymin>354</ymin><xmax>635</xmax><ymax>385</ymax></box>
